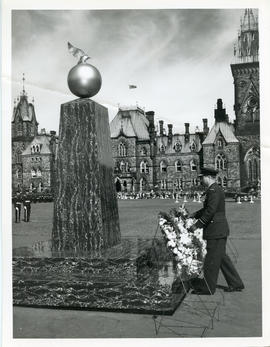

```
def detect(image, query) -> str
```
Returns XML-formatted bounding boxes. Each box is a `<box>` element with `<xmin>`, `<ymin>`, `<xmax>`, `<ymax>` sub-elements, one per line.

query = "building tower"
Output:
<box><xmin>231</xmin><ymin>9</ymin><xmax>260</xmax><ymax>189</ymax></box>
<box><xmin>12</xmin><ymin>74</ymin><xmax>39</xmax><ymax>192</ymax></box>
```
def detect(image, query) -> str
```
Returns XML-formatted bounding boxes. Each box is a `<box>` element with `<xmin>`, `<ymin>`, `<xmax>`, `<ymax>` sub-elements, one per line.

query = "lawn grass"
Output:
<box><xmin>12</xmin><ymin>198</ymin><xmax>261</xmax><ymax>249</ymax></box>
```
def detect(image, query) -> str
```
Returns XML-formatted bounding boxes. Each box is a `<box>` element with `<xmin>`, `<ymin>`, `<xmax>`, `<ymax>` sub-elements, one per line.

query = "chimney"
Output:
<box><xmin>145</xmin><ymin>111</ymin><xmax>155</xmax><ymax>125</ymax></box>
<box><xmin>146</xmin><ymin>111</ymin><xmax>155</xmax><ymax>141</ymax></box>
<box><xmin>184</xmin><ymin>123</ymin><xmax>190</xmax><ymax>142</ymax></box>
<box><xmin>50</xmin><ymin>130</ymin><xmax>56</xmax><ymax>136</ymax></box>
<box><xmin>203</xmin><ymin>118</ymin><xmax>209</xmax><ymax>134</ymax></box>
<box><xmin>168</xmin><ymin>124</ymin><xmax>173</xmax><ymax>144</ymax></box>
<box><xmin>41</xmin><ymin>128</ymin><xmax>46</xmax><ymax>135</ymax></box>
<box><xmin>159</xmin><ymin>120</ymin><xmax>164</xmax><ymax>136</ymax></box>
<box><xmin>214</xmin><ymin>98</ymin><xmax>228</xmax><ymax>122</ymax></box>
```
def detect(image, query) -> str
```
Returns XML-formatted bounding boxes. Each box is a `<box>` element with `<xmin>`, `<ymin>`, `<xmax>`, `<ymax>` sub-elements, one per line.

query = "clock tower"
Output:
<box><xmin>231</xmin><ymin>9</ymin><xmax>260</xmax><ymax>189</ymax></box>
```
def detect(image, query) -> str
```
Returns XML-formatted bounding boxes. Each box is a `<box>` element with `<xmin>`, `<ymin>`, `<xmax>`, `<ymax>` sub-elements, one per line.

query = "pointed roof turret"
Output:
<box><xmin>234</xmin><ymin>9</ymin><xmax>259</xmax><ymax>63</ymax></box>
<box><xmin>12</xmin><ymin>74</ymin><xmax>38</xmax><ymax>124</ymax></box>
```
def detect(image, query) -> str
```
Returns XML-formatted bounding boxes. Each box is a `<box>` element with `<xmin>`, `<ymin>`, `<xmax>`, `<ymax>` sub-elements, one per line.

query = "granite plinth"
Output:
<box><xmin>13</xmin><ymin>237</ymin><xmax>189</xmax><ymax>315</ymax></box>
<box><xmin>52</xmin><ymin>99</ymin><xmax>120</xmax><ymax>252</ymax></box>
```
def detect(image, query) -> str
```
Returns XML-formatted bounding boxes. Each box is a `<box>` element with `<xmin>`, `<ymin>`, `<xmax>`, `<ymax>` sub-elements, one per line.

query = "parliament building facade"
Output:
<box><xmin>12</xmin><ymin>9</ymin><xmax>260</xmax><ymax>194</ymax></box>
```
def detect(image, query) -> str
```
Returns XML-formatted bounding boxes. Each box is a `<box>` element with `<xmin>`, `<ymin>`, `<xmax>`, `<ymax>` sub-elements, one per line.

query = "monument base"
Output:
<box><xmin>13</xmin><ymin>237</ymin><xmax>189</xmax><ymax>315</ymax></box>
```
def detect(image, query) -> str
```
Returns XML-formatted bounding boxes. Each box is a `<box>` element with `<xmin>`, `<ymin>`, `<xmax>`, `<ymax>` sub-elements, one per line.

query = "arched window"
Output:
<box><xmin>160</xmin><ymin>161</ymin><xmax>167</xmax><ymax>173</ymax></box>
<box><xmin>174</xmin><ymin>142</ymin><xmax>182</xmax><ymax>152</ymax></box>
<box><xmin>159</xmin><ymin>144</ymin><xmax>165</xmax><ymax>153</ymax></box>
<box><xmin>217</xmin><ymin>138</ymin><xmax>223</xmax><ymax>148</ymax></box>
<box><xmin>31</xmin><ymin>168</ymin><xmax>37</xmax><ymax>178</ymax></box>
<box><xmin>174</xmin><ymin>178</ymin><xmax>183</xmax><ymax>189</ymax></box>
<box><xmin>215</xmin><ymin>153</ymin><xmax>227</xmax><ymax>170</ymax></box>
<box><xmin>193</xmin><ymin>178</ymin><xmax>199</xmax><ymax>186</ymax></box>
<box><xmin>190</xmin><ymin>160</ymin><xmax>197</xmax><ymax>171</ymax></box>
<box><xmin>31</xmin><ymin>144</ymin><xmax>40</xmax><ymax>154</ymax></box>
<box><xmin>140</xmin><ymin>161</ymin><xmax>149</xmax><ymax>174</ymax></box>
<box><xmin>15</xmin><ymin>149</ymin><xmax>22</xmax><ymax>164</ymax></box>
<box><xmin>118</xmin><ymin>142</ymin><xmax>127</xmax><ymax>157</ymax></box>
<box><xmin>120</xmin><ymin>161</ymin><xmax>125</xmax><ymax>172</ymax></box>
<box><xmin>175</xmin><ymin>160</ymin><xmax>182</xmax><ymax>172</ymax></box>
<box><xmin>245</xmin><ymin>147</ymin><xmax>260</xmax><ymax>183</ymax></box>
<box><xmin>190</xmin><ymin>142</ymin><xmax>196</xmax><ymax>152</ymax></box>
<box><xmin>38</xmin><ymin>182</ymin><xmax>43</xmax><ymax>192</ymax></box>
<box><xmin>140</xmin><ymin>178</ymin><xmax>146</xmax><ymax>191</ymax></box>
<box><xmin>223</xmin><ymin>177</ymin><xmax>227</xmax><ymax>187</ymax></box>
<box><xmin>160</xmin><ymin>179</ymin><xmax>167</xmax><ymax>190</ymax></box>
<box><xmin>217</xmin><ymin>176</ymin><xmax>222</xmax><ymax>186</ymax></box>
<box><xmin>253</xmin><ymin>159</ymin><xmax>258</xmax><ymax>180</ymax></box>
<box><xmin>37</xmin><ymin>168</ymin><xmax>42</xmax><ymax>177</ymax></box>
<box><xmin>248</xmin><ymin>159</ymin><xmax>253</xmax><ymax>180</ymax></box>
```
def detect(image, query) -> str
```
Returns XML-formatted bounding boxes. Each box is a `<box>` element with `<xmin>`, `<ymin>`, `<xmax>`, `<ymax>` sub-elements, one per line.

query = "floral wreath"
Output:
<box><xmin>159</xmin><ymin>205</ymin><xmax>207</xmax><ymax>281</ymax></box>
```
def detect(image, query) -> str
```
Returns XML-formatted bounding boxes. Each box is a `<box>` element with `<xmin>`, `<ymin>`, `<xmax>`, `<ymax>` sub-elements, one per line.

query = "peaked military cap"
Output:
<box><xmin>198</xmin><ymin>166</ymin><xmax>219</xmax><ymax>177</ymax></box>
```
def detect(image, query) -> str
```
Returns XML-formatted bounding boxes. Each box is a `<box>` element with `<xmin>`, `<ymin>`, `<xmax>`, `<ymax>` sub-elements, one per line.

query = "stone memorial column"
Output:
<box><xmin>52</xmin><ymin>98</ymin><xmax>121</xmax><ymax>252</ymax></box>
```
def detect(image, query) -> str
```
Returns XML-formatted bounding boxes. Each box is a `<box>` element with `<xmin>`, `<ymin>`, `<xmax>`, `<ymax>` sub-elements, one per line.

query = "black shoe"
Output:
<box><xmin>224</xmin><ymin>286</ymin><xmax>244</xmax><ymax>292</ymax></box>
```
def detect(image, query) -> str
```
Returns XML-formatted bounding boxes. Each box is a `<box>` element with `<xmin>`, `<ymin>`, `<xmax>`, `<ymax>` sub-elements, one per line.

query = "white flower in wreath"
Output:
<box><xmin>166</xmin><ymin>225</ymin><xmax>173</xmax><ymax>232</ymax></box>
<box><xmin>167</xmin><ymin>240</ymin><xmax>176</xmax><ymax>248</ymax></box>
<box><xmin>164</xmin><ymin>229</ymin><xmax>170</xmax><ymax>237</ymax></box>
<box><xmin>159</xmin><ymin>218</ymin><xmax>167</xmax><ymax>226</ymax></box>
<box><xmin>185</xmin><ymin>218</ymin><xmax>195</xmax><ymax>228</ymax></box>
<box><xmin>172</xmin><ymin>247</ymin><xmax>179</xmax><ymax>255</ymax></box>
<box><xmin>177</xmin><ymin>223</ymin><xmax>186</xmax><ymax>233</ymax></box>
<box><xmin>180</xmin><ymin>233</ymin><xmax>192</xmax><ymax>245</ymax></box>
<box><xmin>167</xmin><ymin>232</ymin><xmax>177</xmax><ymax>240</ymax></box>
<box><xmin>175</xmin><ymin>254</ymin><xmax>184</xmax><ymax>261</ymax></box>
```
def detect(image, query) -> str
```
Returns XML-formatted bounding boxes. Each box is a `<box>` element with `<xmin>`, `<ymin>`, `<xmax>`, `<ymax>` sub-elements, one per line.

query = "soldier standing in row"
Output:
<box><xmin>188</xmin><ymin>167</ymin><xmax>244</xmax><ymax>295</ymax></box>
<box><xmin>13</xmin><ymin>193</ymin><xmax>22</xmax><ymax>223</ymax></box>
<box><xmin>23</xmin><ymin>194</ymin><xmax>32</xmax><ymax>222</ymax></box>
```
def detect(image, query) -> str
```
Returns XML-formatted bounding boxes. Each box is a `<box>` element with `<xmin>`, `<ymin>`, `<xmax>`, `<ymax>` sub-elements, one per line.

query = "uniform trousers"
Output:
<box><xmin>203</xmin><ymin>237</ymin><xmax>244</xmax><ymax>294</ymax></box>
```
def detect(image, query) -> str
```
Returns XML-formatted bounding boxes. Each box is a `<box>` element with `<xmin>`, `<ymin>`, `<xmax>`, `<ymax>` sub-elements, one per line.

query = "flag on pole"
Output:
<box><xmin>129</xmin><ymin>84</ymin><xmax>137</xmax><ymax>89</ymax></box>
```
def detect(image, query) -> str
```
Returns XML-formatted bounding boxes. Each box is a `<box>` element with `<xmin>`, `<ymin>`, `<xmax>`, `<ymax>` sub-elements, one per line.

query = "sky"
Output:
<box><xmin>12</xmin><ymin>9</ymin><xmax>250</xmax><ymax>134</ymax></box>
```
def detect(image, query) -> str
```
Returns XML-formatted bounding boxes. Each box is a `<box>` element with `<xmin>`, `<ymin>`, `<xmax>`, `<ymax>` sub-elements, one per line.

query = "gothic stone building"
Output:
<box><xmin>12</xmin><ymin>86</ymin><xmax>57</xmax><ymax>193</ymax></box>
<box><xmin>109</xmin><ymin>9</ymin><xmax>260</xmax><ymax>193</ymax></box>
<box><xmin>12</xmin><ymin>9</ymin><xmax>260</xmax><ymax>194</ymax></box>
<box><xmin>230</xmin><ymin>9</ymin><xmax>260</xmax><ymax>189</ymax></box>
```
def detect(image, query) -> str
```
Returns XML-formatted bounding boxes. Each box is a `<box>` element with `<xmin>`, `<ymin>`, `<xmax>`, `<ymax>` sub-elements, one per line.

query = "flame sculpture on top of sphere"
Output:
<box><xmin>67</xmin><ymin>42</ymin><xmax>102</xmax><ymax>98</ymax></box>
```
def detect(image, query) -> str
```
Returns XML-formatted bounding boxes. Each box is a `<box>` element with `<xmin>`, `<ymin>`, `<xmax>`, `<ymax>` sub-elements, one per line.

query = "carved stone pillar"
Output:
<box><xmin>52</xmin><ymin>98</ymin><xmax>121</xmax><ymax>252</ymax></box>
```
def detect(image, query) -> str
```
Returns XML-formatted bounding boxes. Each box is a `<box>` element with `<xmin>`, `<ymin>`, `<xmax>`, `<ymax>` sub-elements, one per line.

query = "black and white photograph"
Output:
<box><xmin>2</xmin><ymin>0</ymin><xmax>270</xmax><ymax>345</ymax></box>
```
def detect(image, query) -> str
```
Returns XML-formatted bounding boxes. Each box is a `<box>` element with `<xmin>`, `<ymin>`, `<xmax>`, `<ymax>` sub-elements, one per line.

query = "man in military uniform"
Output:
<box><xmin>188</xmin><ymin>167</ymin><xmax>244</xmax><ymax>295</ymax></box>
<box><xmin>23</xmin><ymin>194</ymin><xmax>32</xmax><ymax>222</ymax></box>
<box><xmin>13</xmin><ymin>193</ymin><xmax>22</xmax><ymax>223</ymax></box>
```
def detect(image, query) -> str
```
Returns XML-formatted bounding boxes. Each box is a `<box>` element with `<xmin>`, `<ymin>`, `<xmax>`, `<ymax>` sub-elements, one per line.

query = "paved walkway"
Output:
<box><xmin>13</xmin><ymin>238</ymin><xmax>261</xmax><ymax>338</ymax></box>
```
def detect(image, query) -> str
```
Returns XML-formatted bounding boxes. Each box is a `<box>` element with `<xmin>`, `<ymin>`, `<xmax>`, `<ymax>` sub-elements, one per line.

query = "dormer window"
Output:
<box><xmin>141</xmin><ymin>147</ymin><xmax>147</xmax><ymax>156</ymax></box>
<box><xmin>174</xmin><ymin>142</ymin><xmax>182</xmax><ymax>152</ymax></box>
<box><xmin>37</xmin><ymin>168</ymin><xmax>42</xmax><ymax>177</ymax></box>
<box><xmin>31</xmin><ymin>168</ymin><xmax>37</xmax><ymax>177</ymax></box>
<box><xmin>217</xmin><ymin>139</ymin><xmax>223</xmax><ymax>148</ymax></box>
<box><xmin>190</xmin><ymin>142</ymin><xmax>196</xmax><ymax>152</ymax></box>
<box><xmin>31</xmin><ymin>144</ymin><xmax>41</xmax><ymax>154</ymax></box>
<box><xmin>118</xmin><ymin>142</ymin><xmax>127</xmax><ymax>157</ymax></box>
<box><xmin>159</xmin><ymin>144</ymin><xmax>165</xmax><ymax>153</ymax></box>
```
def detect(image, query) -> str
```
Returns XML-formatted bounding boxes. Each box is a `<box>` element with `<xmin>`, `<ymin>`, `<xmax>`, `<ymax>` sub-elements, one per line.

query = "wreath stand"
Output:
<box><xmin>150</xmin><ymin>222</ymin><xmax>225</xmax><ymax>337</ymax></box>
